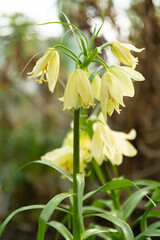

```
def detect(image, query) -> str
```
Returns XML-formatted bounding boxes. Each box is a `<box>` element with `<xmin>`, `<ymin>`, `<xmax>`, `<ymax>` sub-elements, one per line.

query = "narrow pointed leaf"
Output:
<box><xmin>0</xmin><ymin>205</ymin><xmax>44</xmax><ymax>237</ymax></box>
<box><xmin>77</xmin><ymin>174</ymin><xmax>85</xmax><ymax>231</ymax></box>
<box><xmin>135</xmin><ymin>229</ymin><xmax>160</xmax><ymax>240</ymax></box>
<box><xmin>121</xmin><ymin>186</ymin><xmax>152</xmax><ymax>220</ymax></box>
<box><xmin>48</xmin><ymin>221</ymin><xmax>73</xmax><ymax>240</ymax></box>
<box><xmin>37</xmin><ymin>193</ymin><xmax>73</xmax><ymax>240</ymax></box>
<box><xmin>81</xmin><ymin>228</ymin><xmax>109</xmax><ymax>239</ymax></box>
<box><xmin>147</xmin><ymin>221</ymin><xmax>160</xmax><ymax>230</ymax></box>
<box><xmin>12</xmin><ymin>160</ymin><xmax>73</xmax><ymax>183</ymax></box>
<box><xmin>148</xmin><ymin>210</ymin><xmax>160</xmax><ymax>218</ymax></box>
<box><xmin>83</xmin><ymin>179</ymin><xmax>139</xmax><ymax>201</ymax></box>
<box><xmin>84</xmin><ymin>213</ymin><xmax>134</xmax><ymax>240</ymax></box>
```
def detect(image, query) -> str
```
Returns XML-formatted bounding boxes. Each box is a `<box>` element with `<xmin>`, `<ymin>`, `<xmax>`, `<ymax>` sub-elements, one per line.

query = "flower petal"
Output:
<box><xmin>120</xmin><ymin>67</ymin><xmax>145</xmax><ymax>81</ymax></box>
<box><xmin>121</xmin><ymin>43</ymin><xmax>144</xmax><ymax>52</ymax></box>
<box><xmin>76</xmin><ymin>69</ymin><xmax>94</xmax><ymax>108</ymax></box>
<box><xmin>100</xmin><ymin>75</ymin><xmax>109</xmax><ymax>117</ymax></box>
<box><xmin>47</xmin><ymin>51</ymin><xmax>60</xmax><ymax>92</ymax></box>
<box><xmin>63</xmin><ymin>70</ymin><xmax>78</xmax><ymax>110</ymax></box>
<box><xmin>104</xmin><ymin>72</ymin><xmax>125</xmax><ymax>106</ymax></box>
<box><xmin>110</xmin><ymin>153</ymin><xmax>123</xmax><ymax>165</ymax></box>
<box><xmin>110</xmin><ymin>66</ymin><xmax>135</xmax><ymax>97</ymax></box>
<box><xmin>29</xmin><ymin>49</ymin><xmax>53</xmax><ymax>78</ymax></box>
<box><xmin>112</xmin><ymin>131</ymin><xmax>137</xmax><ymax>157</ymax></box>
<box><xmin>91</xmin><ymin>74</ymin><xmax>101</xmax><ymax>101</ymax></box>
<box><xmin>91</xmin><ymin>125</ymin><xmax>104</xmax><ymax>165</ymax></box>
<box><xmin>41</xmin><ymin>146</ymin><xmax>73</xmax><ymax>167</ymax></box>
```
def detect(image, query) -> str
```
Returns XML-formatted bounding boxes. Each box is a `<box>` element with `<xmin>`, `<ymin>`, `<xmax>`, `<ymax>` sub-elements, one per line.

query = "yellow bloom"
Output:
<box><xmin>63</xmin><ymin>69</ymin><xmax>94</xmax><ymax>110</ymax></box>
<box><xmin>28</xmin><ymin>48</ymin><xmax>60</xmax><ymax>93</ymax></box>
<box><xmin>91</xmin><ymin>113</ymin><xmax>137</xmax><ymax>165</ymax></box>
<box><xmin>111</xmin><ymin>41</ymin><xmax>144</xmax><ymax>68</ymax></box>
<box><xmin>100</xmin><ymin>66</ymin><xmax>144</xmax><ymax>116</ymax></box>
<box><xmin>86</xmin><ymin>71</ymin><xmax>101</xmax><ymax>101</ymax></box>
<box><xmin>41</xmin><ymin>146</ymin><xmax>73</xmax><ymax>173</ymax></box>
<box><xmin>41</xmin><ymin>131</ymin><xmax>92</xmax><ymax>174</ymax></box>
<box><xmin>100</xmin><ymin>70</ymin><xmax>125</xmax><ymax>117</ymax></box>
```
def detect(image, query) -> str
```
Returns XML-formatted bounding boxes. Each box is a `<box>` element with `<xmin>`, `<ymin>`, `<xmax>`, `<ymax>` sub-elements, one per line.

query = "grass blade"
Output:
<box><xmin>48</xmin><ymin>221</ymin><xmax>73</xmax><ymax>240</ymax></box>
<box><xmin>36</xmin><ymin>192</ymin><xmax>73</xmax><ymax>240</ymax></box>
<box><xmin>0</xmin><ymin>205</ymin><xmax>44</xmax><ymax>237</ymax></box>
<box><xmin>83</xmin><ymin>179</ymin><xmax>138</xmax><ymax>201</ymax></box>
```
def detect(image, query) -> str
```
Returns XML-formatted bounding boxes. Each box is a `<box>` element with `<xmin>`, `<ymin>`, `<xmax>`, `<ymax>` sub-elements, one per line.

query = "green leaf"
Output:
<box><xmin>121</xmin><ymin>186</ymin><xmax>152</xmax><ymax>220</ymax></box>
<box><xmin>0</xmin><ymin>205</ymin><xmax>44</xmax><ymax>237</ymax></box>
<box><xmin>14</xmin><ymin>160</ymin><xmax>73</xmax><ymax>183</ymax></box>
<box><xmin>77</xmin><ymin>174</ymin><xmax>85</xmax><ymax>231</ymax></box>
<box><xmin>83</xmin><ymin>179</ymin><xmax>138</xmax><ymax>201</ymax></box>
<box><xmin>140</xmin><ymin>188</ymin><xmax>160</xmax><ymax>232</ymax></box>
<box><xmin>81</xmin><ymin>48</ymin><xmax>98</xmax><ymax>69</ymax></box>
<box><xmin>91</xmin><ymin>158</ymin><xmax>105</xmax><ymax>185</ymax></box>
<box><xmin>61</xmin><ymin>12</ymin><xmax>82</xmax><ymax>51</ymax></box>
<box><xmin>83</xmin><ymin>224</ymin><xmax>118</xmax><ymax>240</ymax></box>
<box><xmin>135</xmin><ymin>229</ymin><xmax>160</xmax><ymax>240</ymax></box>
<box><xmin>48</xmin><ymin>221</ymin><xmax>73</xmax><ymax>240</ymax></box>
<box><xmin>147</xmin><ymin>221</ymin><xmax>160</xmax><ymax>230</ymax></box>
<box><xmin>81</xmin><ymin>228</ymin><xmax>109</xmax><ymax>239</ymax></box>
<box><xmin>148</xmin><ymin>210</ymin><xmax>160</xmax><ymax>218</ymax></box>
<box><xmin>36</xmin><ymin>193</ymin><xmax>73</xmax><ymax>240</ymax></box>
<box><xmin>82</xmin><ymin>206</ymin><xmax>110</xmax><ymax>215</ymax></box>
<box><xmin>134</xmin><ymin>179</ymin><xmax>160</xmax><ymax>187</ymax></box>
<box><xmin>92</xmin><ymin>199</ymin><xmax>113</xmax><ymax>210</ymax></box>
<box><xmin>89</xmin><ymin>66</ymin><xmax>103</xmax><ymax>83</ymax></box>
<box><xmin>84</xmin><ymin>213</ymin><xmax>134</xmax><ymax>240</ymax></box>
<box><xmin>89</xmin><ymin>25</ymin><xmax>97</xmax><ymax>51</ymax></box>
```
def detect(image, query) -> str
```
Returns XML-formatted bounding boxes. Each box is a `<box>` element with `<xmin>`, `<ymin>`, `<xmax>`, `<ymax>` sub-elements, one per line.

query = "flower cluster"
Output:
<box><xmin>28</xmin><ymin>39</ymin><xmax>144</xmax><ymax>171</ymax></box>
<box><xmin>41</xmin><ymin>113</ymin><xmax>137</xmax><ymax>173</ymax></box>
<box><xmin>28</xmin><ymin>41</ymin><xmax>144</xmax><ymax>117</ymax></box>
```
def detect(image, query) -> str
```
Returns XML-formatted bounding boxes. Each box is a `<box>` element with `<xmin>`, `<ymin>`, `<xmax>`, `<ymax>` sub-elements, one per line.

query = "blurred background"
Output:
<box><xmin>0</xmin><ymin>0</ymin><xmax>160</xmax><ymax>239</ymax></box>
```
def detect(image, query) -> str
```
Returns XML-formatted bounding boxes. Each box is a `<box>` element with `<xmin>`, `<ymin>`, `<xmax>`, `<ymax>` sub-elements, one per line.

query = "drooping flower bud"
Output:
<box><xmin>111</xmin><ymin>41</ymin><xmax>144</xmax><ymax>69</ymax></box>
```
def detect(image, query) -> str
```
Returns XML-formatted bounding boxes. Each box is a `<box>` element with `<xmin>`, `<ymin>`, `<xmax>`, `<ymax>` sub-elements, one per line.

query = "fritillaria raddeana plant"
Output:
<box><xmin>1</xmin><ymin>10</ymin><xmax>160</xmax><ymax>240</ymax></box>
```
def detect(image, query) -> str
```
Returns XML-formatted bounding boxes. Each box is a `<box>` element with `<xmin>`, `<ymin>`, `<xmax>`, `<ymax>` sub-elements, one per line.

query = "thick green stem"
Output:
<box><xmin>73</xmin><ymin>109</ymin><xmax>81</xmax><ymax>240</ymax></box>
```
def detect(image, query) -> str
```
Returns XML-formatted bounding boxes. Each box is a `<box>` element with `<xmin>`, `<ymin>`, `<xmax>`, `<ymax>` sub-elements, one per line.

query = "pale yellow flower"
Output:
<box><xmin>41</xmin><ymin>146</ymin><xmax>73</xmax><ymax>173</ymax></box>
<box><xmin>41</xmin><ymin>131</ymin><xmax>92</xmax><ymax>174</ymax></box>
<box><xmin>91</xmin><ymin>113</ymin><xmax>137</xmax><ymax>165</ymax></box>
<box><xmin>100</xmin><ymin>70</ymin><xmax>125</xmax><ymax>117</ymax></box>
<box><xmin>63</xmin><ymin>69</ymin><xmax>94</xmax><ymax>110</ymax></box>
<box><xmin>28</xmin><ymin>48</ymin><xmax>60</xmax><ymax>93</ymax></box>
<box><xmin>86</xmin><ymin>71</ymin><xmax>101</xmax><ymax>101</ymax></box>
<box><xmin>111</xmin><ymin>41</ymin><xmax>144</xmax><ymax>68</ymax></box>
<box><xmin>100</xmin><ymin>66</ymin><xmax>144</xmax><ymax>116</ymax></box>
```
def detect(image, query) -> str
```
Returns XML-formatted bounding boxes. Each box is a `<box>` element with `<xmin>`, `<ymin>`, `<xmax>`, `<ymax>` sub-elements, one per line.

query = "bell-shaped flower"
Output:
<box><xmin>111</xmin><ymin>41</ymin><xmax>144</xmax><ymax>68</ymax></box>
<box><xmin>100</xmin><ymin>70</ymin><xmax>125</xmax><ymax>117</ymax></box>
<box><xmin>100</xmin><ymin>65</ymin><xmax>144</xmax><ymax>116</ymax></box>
<box><xmin>91</xmin><ymin>113</ymin><xmax>137</xmax><ymax>165</ymax></box>
<box><xmin>28</xmin><ymin>48</ymin><xmax>60</xmax><ymax>93</ymax></box>
<box><xmin>41</xmin><ymin>131</ymin><xmax>92</xmax><ymax>174</ymax></box>
<box><xmin>63</xmin><ymin>69</ymin><xmax>94</xmax><ymax>110</ymax></box>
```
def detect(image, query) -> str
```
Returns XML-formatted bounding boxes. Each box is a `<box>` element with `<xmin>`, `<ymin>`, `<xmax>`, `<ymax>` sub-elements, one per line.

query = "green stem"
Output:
<box><xmin>54</xmin><ymin>44</ymin><xmax>78</xmax><ymax>59</ymax></box>
<box><xmin>73</xmin><ymin>109</ymin><xmax>81</xmax><ymax>240</ymax></box>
